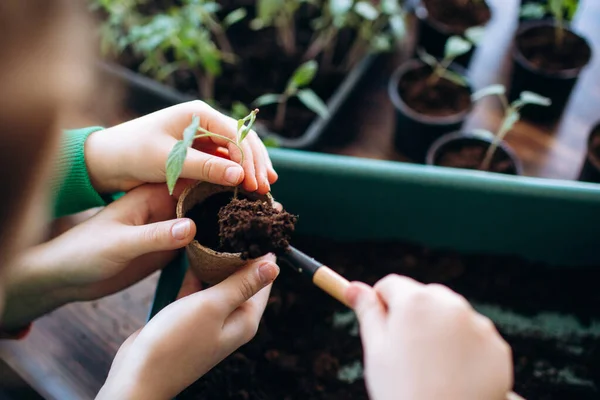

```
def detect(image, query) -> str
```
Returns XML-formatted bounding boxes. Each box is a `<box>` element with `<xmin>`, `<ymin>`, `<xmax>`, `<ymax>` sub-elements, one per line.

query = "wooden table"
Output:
<box><xmin>1</xmin><ymin>0</ymin><xmax>599</xmax><ymax>399</ymax></box>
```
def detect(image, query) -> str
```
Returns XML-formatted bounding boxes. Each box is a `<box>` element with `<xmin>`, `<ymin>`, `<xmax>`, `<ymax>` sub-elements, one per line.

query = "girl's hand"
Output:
<box><xmin>85</xmin><ymin>101</ymin><xmax>277</xmax><ymax>195</ymax></box>
<box><xmin>97</xmin><ymin>256</ymin><xmax>279</xmax><ymax>400</ymax></box>
<box><xmin>346</xmin><ymin>275</ymin><xmax>513</xmax><ymax>400</ymax></box>
<box><xmin>1</xmin><ymin>183</ymin><xmax>196</xmax><ymax>330</ymax></box>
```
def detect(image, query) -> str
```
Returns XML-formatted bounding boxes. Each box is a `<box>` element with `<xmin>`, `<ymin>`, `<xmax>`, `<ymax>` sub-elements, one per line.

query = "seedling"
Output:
<box><xmin>417</xmin><ymin>35</ymin><xmax>473</xmax><ymax>87</ymax></box>
<box><xmin>252</xmin><ymin>60</ymin><xmax>329</xmax><ymax>131</ymax></box>
<box><xmin>166</xmin><ymin>109</ymin><xmax>259</xmax><ymax>195</ymax></box>
<box><xmin>123</xmin><ymin>0</ymin><xmax>245</xmax><ymax>101</ymax></box>
<box><xmin>471</xmin><ymin>85</ymin><xmax>551</xmax><ymax>170</ymax></box>
<box><xmin>90</xmin><ymin>0</ymin><xmax>142</xmax><ymax>56</ymax></box>
<box><xmin>520</xmin><ymin>0</ymin><xmax>579</xmax><ymax>46</ymax></box>
<box><xmin>250</xmin><ymin>0</ymin><xmax>303</xmax><ymax>56</ymax></box>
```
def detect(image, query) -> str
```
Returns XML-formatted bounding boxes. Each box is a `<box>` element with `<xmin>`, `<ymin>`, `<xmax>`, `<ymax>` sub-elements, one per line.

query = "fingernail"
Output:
<box><xmin>225</xmin><ymin>166</ymin><xmax>243</xmax><ymax>185</ymax></box>
<box><xmin>171</xmin><ymin>219</ymin><xmax>191</xmax><ymax>240</ymax></box>
<box><xmin>258</xmin><ymin>262</ymin><xmax>280</xmax><ymax>285</ymax></box>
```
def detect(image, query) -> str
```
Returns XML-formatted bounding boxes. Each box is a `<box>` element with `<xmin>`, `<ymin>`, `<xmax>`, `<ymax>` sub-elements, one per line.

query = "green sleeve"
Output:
<box><xmin>52</xmin><ymin>127</ymin><xmax>107</xmax><ymax>218</ymax></box>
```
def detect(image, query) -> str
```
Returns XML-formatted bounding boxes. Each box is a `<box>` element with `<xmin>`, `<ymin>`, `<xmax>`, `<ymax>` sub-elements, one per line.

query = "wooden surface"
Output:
<box><xmin>1</xmin><ymin>0</ymin><xmax>599</xmax><ymax>399</ymax></box>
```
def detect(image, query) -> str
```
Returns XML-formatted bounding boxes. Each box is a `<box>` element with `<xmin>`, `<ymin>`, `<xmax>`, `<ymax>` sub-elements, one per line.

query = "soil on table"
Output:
<box><xmin>422</xmin><ymin>0</ymin><xmax>491</xmax><ymax>33</ymax></box>
<box><xmin>114</xmin><ymin>3</ymin><xmax>349</xmax><ymax>139</ymax></box>
<box><xmin>398</xmin><ymin>65</ymin><xmax>471</xmax><ymax>117</ymax></box>
<box><xmin>218</xmin><ymin>198</ymin><xmax>298</xmax><ymax>259</ymax></box>
<box><xmin>435</xmin><ymin>138</ymin><xmax>517</xmax><ymax>175</ymax></box>
<box><xmin>185</xmin><ymin>192</ymin><xmax>297</xmax><ymax>259</ymax></box>
<box><xmin>517</xmin><ymin>26</ymin><xmax>591</xmax><ymax>72</ymax></box>
<box><xmin>179</xmin><ymin>237</ymin><xmax>600</xmax><ymax>400</ymax></box>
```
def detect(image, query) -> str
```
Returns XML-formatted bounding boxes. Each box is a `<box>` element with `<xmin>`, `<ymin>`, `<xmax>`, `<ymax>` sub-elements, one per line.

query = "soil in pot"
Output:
<box><xmin>509</xmin><ymin>22</ymin><xmax>592</xmax><ymax>122</ymax></box>
<box><xmin>185</xmin><ymin>192</ymin><xmax>297</xmax><ymax>259</ymax></box>
<box><xmin>432</xmin><ymin>137</ymin><xmax>519</xmax><ymax>175</ymax></box>
<box><xmin>398</xmin><ymin>65</ymin><xmax>471</xmax><ymax>117</ymax></box>
<box><xmin>579</xmin><ymin>124</ymin><xmax>600</xmax><ymax>183</ymax></box>
<box><xmin>422</xmin><ymin>0</ymin><xmax>491</xmax><ymax>33</ymax></box>
<box><xmin>179</xmin><ymin>237</ymin><xmax>600</xmax><ymax>400</ymax></box>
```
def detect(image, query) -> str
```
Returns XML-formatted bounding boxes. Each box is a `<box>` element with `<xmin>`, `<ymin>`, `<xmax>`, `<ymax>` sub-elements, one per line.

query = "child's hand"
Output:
<box><xmin>97</xmin><ymin>256</ymin><xmax>279</xmax><ymax>400</ymax></box>
<box><xmin>85</xmin><ymin>101</ymin><xmax>277</xmax><ymax>195</ymax></box>
<box><xmin>346</xmin><ymin>276</ymin><xmax>513</xmax><ymax>400</ymax></box>
<box><xmin>2</xmin><ymin>183</ymin><xmax>196</xmax><ymax>330</ymax></box>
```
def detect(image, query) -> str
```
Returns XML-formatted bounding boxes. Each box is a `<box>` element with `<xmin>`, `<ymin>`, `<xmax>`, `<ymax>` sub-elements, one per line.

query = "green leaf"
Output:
<box><xmin>464</xmin><ymin>26</ymin><xmax>486</xmax><ymax>45</ymax></box>
<box><xmin>166</xmin><ymin>141</ymin><xmax>188</xmax><ymax>195</ymax></box>
<box><xmin>441</xmin><ymin>69</ymin><xmax>468</xmax><ymax>87</ymax></box>
<box><xmin>519</xmin><ymin>3</ymin><xmax>547</xmax><ymax>19</ymax></box>
<box><xmin>549</xmin><ymin>0</ymin><xmax>563</xmax><ymax>20</ymax></box>
<box><xmin>289</xmin><ymin>60</ymin><xmax>318</xmax><ymax>89</ymax></box>
<box><xmin>518</xmin><ymin>91</ymin><xmax>552</xmax><ymax>107</ymax></box>
<box><xmin>381</xmin><ymin>0</ymin><xmax>400</xmax><ymax>14</ymax></box>
<box><xmin>329</xmin><ymin>0</ymin><xmax>353</xmax><ymax>17</ymax></box>
<box><xmin>253</xmin><ymin>93</ymin><xmax>282</xmax><ymax>107</ymax></box>
<box><xmin>256</xmin><ymin>0</ymin><xmax>281</xmax><ymax>24</ymax></box>
<box><xmin>389</xmin><ymin>14</ymin><xmax>406</xmax><ymax>40</ymax></box>
<box><xmin>564</xmin><ymin>0</ymin><xmax>579</xmax><ymax>21</ymax></box>
<box><xmin>472</xmin><ymin>84</ymin><xmax>506</xmax><ymax>102</ymax></box>
<box><xmin>238</xmin><ymin>109</ymin><xmax>259</xmax><ymax>143</ymax></box>
<box><xmin>262</xmin><ymin>136</ymin><xmax>280</xmax><ymax>148</ymax></box>
<box><xmin>354</xmin><ymin>1</ymin><xmax>379</xmax><ymax>20</ymax></box>
<box><xmin>444</xmin><ymin>36</ymin><xmax>472</xmax><ymax>60</ymax></box>
<box><xmin>297</xmin><ymin>89</ymin><xmax>329</xmax><ymax>118</ymax></box>
<box><xmin>166</xmin><ymin>115</ymin><xmax>200</xmax><ymax>195</ymax></box>
<box><xmin>371</xmin><ymin>34</ymin><xmax>392</xmax><ymax>52</ymax></box>
<box><xmin>223</xmin><ymin>8</ymin><xmax>247</xmax><ymax>28</ymax></box>
<box><xmin>416</xmin><ymin>47</ymin><xmax>438</xmax><ymax>68</ymax></box>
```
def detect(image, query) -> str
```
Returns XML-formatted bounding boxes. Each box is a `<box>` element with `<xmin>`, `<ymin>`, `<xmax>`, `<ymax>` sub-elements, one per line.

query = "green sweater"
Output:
<box><xmin>52</xmin><ymin>127</ymin><xmax>107</xmax><ymax>217</ymax></box>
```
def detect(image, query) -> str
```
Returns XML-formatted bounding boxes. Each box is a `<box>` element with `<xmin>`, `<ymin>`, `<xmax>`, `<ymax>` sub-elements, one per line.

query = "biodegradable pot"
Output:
<box><xmin>578</xmin><ymin>123</ymin><xmax>600</xmax><ymax>184</ymax></box>
<box><xmin>508</xmin><ymin>20</ymin><xmax>592</xmax><ymax>123</ymax></box>
<box><xmin>414</xmin><ymin>0</ymin><xmax>492</xmax><ymax>68</ymax></box>
<box><xmin>389</xmin><ymin>59</ymin><xmax>473</xmax><ymax>163</ymax></box>
<box><xmin>176</xmin><ymin>182</ymin><xmax>272</xmax><ymax>284</ymax></box>
<box><xmin>426</xmin><ymin>130</ymin><xmax>523</xmax><ymax>175</ymax></box>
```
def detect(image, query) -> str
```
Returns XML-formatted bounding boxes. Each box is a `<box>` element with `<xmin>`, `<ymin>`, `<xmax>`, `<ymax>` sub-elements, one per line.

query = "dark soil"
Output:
<box><xmin>218</xmin><ymin>198</ymin><xmax>298</xmax><ymax>259</ymax></box>
<box><xmin>517</xmin><ymin>26</ymin><xmax>592</xmax><ymax>72</ymax></box>
<box><xmin>435</xmin><ymin>138</ymin><xmax>518</xmax><ymax>175</ymax></box>
<box><xmin>423</xmin><ymin>0</ymin><xmax>491</xmax><ymax>33</ymax></box>
<box><xmin>179</xmin><ymin>237</ymin><xmax>600</xmax><ymax>400</ymax></box>
<box><xmin>113</xmin><ymin>3</ymin><xmax>349</xmax><ymax>139</ymax></box>
<box><xmin>185</xmin><ymin>192</ymin><xmax>297</xmax><ymax>259</ymax></box>
<box><xmin>398</xmin><ymin>65</ymin><xmax>471</xmax><ymax>117</ymax></box>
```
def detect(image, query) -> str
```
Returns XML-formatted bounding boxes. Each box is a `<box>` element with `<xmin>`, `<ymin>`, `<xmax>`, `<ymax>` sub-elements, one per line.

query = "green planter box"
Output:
<box><xmin>150</xmin><ymin>147</ymin><xmax>600</xmax><ymax>317</ymax></box>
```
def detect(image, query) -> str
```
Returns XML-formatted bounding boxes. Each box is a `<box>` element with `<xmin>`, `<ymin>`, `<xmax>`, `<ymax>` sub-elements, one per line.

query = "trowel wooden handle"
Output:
<box><xmin>279</xmin><ymin>246</ymin><xmax>351</xmax><ymax>307</ymax></box>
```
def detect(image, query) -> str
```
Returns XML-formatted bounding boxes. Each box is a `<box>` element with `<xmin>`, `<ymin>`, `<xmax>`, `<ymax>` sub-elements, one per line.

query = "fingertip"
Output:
<box><xmin>224</xmin><ymin>165</ymin><xmax>244</xmax><ymax>186</ymax></box>
<box><xmin>258</xmin><ymin>261</ymin><xmax>280</xmax><ymax>285</ymax></box>
<box><xmin>243</xmin><ymin>175</ymin><xmax>259</xmax><ymax>192</ymax></box>
<box><xmin>345</xmin><ymin>281</ymin><xmax>373</xmax><ymax>309</ymax></box>
<box><xmin>171</xmin><ymin>218</ymin><xmax>194</xmax><ymax>242</ymax></box>
<box><xmin>267</xmin><ymin>169</ymin><xmax>278</xmax><ymax>184</ymax></box>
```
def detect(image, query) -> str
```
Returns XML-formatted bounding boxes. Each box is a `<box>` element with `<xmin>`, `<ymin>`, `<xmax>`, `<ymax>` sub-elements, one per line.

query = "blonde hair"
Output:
<box><xmin>0</xmin><ymin>1</ymin><xmax>94</xmax><ymax>265</ymax></box>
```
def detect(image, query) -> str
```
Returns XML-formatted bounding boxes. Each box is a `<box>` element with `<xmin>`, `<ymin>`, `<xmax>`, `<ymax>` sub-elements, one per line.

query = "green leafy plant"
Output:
<box><xmin>166</xmin><ymin>109</ymin><xmax>259</xmax><ymax>195</ymax></box>
<box><xmin>90</xmin><ymin>0</ymin><xmax>142</xmax><ymax>56</ymax></box>
<box><xmin>250</xmin><ymin>0</ymin><xmax>307</xmax><ymax>56</ymax></box>
<box><xmin>253</xmin><ymin>60</ymin><xmax>329</xmax><ymax>131</ymax></box>
<box><xmin>471</xmin><ymin>85</ymin><xmax>551</xmax><ymax>170</ymax></box>
<box><xmin>520</xmin><ymin>0</ymin><xmax>579</xmax><ymax>46</ymax></box>
<box><xmin>121</xmin><ymin>0</ymin><xmax>246</xmax><ymax>101</ymax></box>
<box><xmin>417</xmin><ymin>35</ymin><xmax>473</xmax><ymax>87</ymax></box>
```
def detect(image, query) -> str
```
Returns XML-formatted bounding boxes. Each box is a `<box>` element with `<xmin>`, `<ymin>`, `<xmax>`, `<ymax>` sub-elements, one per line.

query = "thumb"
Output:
<box><xmin>346</xmin><ymin>282</ymin><xmax>387</xmax><ymax>337</ymax></box>
<box><xmin>210</xmin><ymin>257</ymin><xmax>280</xmax><ymax>314</ymax></box>
<box><xmin>120</xmin><ymin>218</ymin><xmax>197</xmax><ymax>259</ymax></box>
<box><xmin>181</xmin><ymin>148</ymin><xmax>245</xmax><ymax>186</ymax></box>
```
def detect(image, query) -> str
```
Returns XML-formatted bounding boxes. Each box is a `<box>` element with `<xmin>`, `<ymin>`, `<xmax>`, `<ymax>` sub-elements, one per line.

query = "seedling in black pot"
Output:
<box><xmin>414</xmin><ymin>0</ymin><xmax>491</xmax><ymax>68</ymax></box>
<box><xmin>389</xmin><ymin>36</ymin><xmax>473</xmax><ymax>162</ymax></box>
<box><xmin>253</xmin><ymin>60</ymin><xmax>329</xmax><ymax>133</ymax></box>
<box><xmin>427</xmin><ymin>85</ymin><xmax>551</xmax><ymax>174</ymax></box>
<box><xmin>510</xmin><ymin>0</ymin><xmax>590</xmax><ymax>123</ymax></box>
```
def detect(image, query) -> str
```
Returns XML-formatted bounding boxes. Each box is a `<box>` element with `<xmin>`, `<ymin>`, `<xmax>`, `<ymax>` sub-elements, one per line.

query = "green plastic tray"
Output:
<box><xmin>149</xmin><ymin>147</ymin><xmax>600</xmax><ymax>320</ymax></box>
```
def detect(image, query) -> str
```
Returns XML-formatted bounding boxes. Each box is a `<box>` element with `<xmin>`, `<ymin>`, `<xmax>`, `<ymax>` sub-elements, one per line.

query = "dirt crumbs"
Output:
<box><xmin>517</xmin><ymin>26</ymin><xmax>591</xmax><ymax>72</ymax></box>
<box><xmin>399</xmin><ymin>64</ymin><xmax>471</xmax><ymax>117</ymax></box>
<box><xmin>218</xmin><ymin>198</ymin><xmax>298</xmax><ymax>259</ymax></box>
<box><xmin>423</xmin><ymin>0</ymin><xmax>491</xmax><ymax>33</ymax></box>
<box><xmin>435</xmin><ymin>139</ymin><xmax>517</xmax><ymax>175</ymax></box>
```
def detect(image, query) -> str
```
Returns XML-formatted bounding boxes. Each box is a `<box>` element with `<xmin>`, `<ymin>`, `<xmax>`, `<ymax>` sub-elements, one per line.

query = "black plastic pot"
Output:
<box><xmin>508</xmin><ymin>20</ymin><xmax>592</xmax><ymax>123</ymax></box>
<box><xmin>413</xmin><ymin>0</ymin><xmax>491</xmax><ymax>68</ymax></box>
<box><xmin>388</xmin><ymin>59</ymin><xmax>473</xmax><ymax>163</ymax></box>
<box><xmin>426</xmin><ymin>130</ymin><xmax>523</xmax><ymax>175</ymax></box>
<box><xmin>97</xmin><ymin>54</ymin><xmax>378</xmax><ymax>150</ymax></box>
<box><xmin>578</xmin><ymin>123</ymin><xmax>600</xmax><ymax>184</ymax></box>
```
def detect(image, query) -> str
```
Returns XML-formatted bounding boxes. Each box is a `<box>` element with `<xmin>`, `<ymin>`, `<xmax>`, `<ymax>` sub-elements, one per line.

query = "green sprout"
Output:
<box><xmin>252</xmin><ymin>60</ymin><xmax>329</xmax><ymax>131</ymax></box>
<box><xmin>520</xmin><ymin>0</ymin><xmax>579</xmax><ymax>46</ymax></box>
<box><xmin>471</xmin><ymin>85</ymin><xmax>551</xmax><ymax>171</ymax></box>
<box><xmin>166</xmin><ymin>109</ymin><xmax>259</xmax><ymax>195</ymax></box>
<box><xmin>417</xmin><ymin>35</ymin><xmax>473</xmax><ymax>87</ymax></box>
